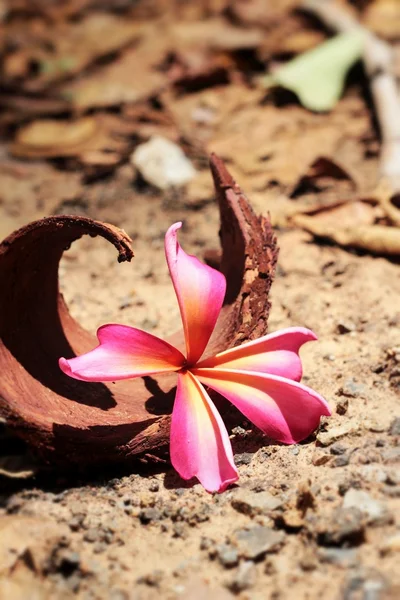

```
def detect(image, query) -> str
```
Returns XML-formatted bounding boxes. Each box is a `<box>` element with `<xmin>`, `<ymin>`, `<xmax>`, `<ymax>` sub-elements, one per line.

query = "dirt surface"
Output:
<box><xmin>1</xmin><ymin>1</ymin><xmax>400</xmax><ymax>599</ymax></box>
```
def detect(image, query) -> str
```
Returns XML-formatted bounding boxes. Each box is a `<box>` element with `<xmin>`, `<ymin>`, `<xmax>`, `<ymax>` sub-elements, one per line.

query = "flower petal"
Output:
<box><xmin>170</xmin><ymin>371</ymin><xmax>238</xmax><ymax>493</ymax></box>
<box><xmin>192</xmin><ymin>368</ymin><xmax>331</xmax><ymax>444</ymax></box>
<box><xmin>196</xmin><ymin>327</ymin><xmax>317</xmax><ymax>381</ymax></box>
<box><xmin>165</xmin><ymin>222</ymin><xmax>226</xmax><ymax>365</ymax></box>
<box><xmin>59</xmin><ymin>324</ymin><xmax>185</xmax><ymax>382</ymax></box>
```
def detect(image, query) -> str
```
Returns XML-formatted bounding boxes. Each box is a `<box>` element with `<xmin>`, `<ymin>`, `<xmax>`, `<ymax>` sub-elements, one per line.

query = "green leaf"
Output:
<box><xmin>262</xmin><ymin>31</ymin><xmax>365</xmax><ymax>112</ymax></box>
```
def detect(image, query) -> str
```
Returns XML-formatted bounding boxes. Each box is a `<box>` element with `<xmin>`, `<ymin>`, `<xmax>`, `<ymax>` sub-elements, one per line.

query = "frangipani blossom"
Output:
<box><xmin>60</xmin><ymin>222</ymin><xmax>330</xmax><ymax>493</ymax></box>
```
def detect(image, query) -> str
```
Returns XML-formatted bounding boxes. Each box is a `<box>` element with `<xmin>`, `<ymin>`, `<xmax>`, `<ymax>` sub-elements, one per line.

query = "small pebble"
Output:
<box><xmin>227</xmin><ymin>561</ymin><xmax>257</xmax><ymax>594</ymax></box>
<box><xmin>149</xmin><ymin>481</ymin><xmax>160</xmax><ymax>492</ymax></box>
<box><xmin>389</xmin><ymin>417</ymin><xmax>400</xmax><ymax>436</ymax></box>
<box><xmin>231</xmin><ymin>526</ymin><xmax>285</xmax><ymax>560</ymax></box>
<box><xmin>338</xmin><ymin>378</ymin><xmax>365</xmax><ymax>398</ymax></box>
<box><xmin>337</xmin><ymin>321</ymin><xmax>356</xmax><ymax>334</ymax></box>
<box><xmin>215</xmin><ymin>544</ymin><xmax>239</xmax><ymax>569</ymax></box>
<box><xmin>343</xmin><ymin>489</ymin><xmax>390</xmax><ymax>525</ymax></box>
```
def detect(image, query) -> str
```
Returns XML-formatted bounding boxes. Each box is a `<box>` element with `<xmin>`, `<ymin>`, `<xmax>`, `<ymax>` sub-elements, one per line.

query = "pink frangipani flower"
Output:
<box><xmin>60</xmin><ymin>222</ymin><xmax>330</xmax><ymax>493</ymax></box>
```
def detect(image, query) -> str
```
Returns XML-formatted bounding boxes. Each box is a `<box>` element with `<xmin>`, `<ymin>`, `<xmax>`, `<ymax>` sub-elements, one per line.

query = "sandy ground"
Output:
<box><xmin>1</xmin><ymin>167</ymin><xmax>399</xmax><ymax>599</ymax></box>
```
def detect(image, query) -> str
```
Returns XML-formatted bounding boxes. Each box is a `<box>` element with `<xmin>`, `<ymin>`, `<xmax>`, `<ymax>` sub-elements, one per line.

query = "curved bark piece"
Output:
<box><xmin>0</xmin><ymin>156</ymin><xmax>278</xmax><ymax>466</ymax></box>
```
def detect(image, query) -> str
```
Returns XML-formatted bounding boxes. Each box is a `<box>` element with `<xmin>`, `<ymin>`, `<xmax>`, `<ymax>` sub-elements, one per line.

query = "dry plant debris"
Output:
<box><xmin>262</xmin><ymin>31</ymin><xmax>364</xmax><ymax>112</ymax></box>
<box><xmin>0</xmin><ymin>1</ymin><xmax>399</xmax><ymax>598</ymax></box>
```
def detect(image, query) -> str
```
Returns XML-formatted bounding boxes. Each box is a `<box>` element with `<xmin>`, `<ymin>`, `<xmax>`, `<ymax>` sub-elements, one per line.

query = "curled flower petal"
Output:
<box><xmin>59</xmin><ymin>324</ymin><xmax>185</xmax><ymax>382</ymax></box>
<box><xmin>170</xmin><ymin>371</ymin><xmax>238</xmax><ymax>493</ymax></box>
<box><xmin>192</xmin><ymin>368</ymin><xmax>331</xmax><ymax>444</ymax></box>
<box><xmin>165</xmin><ymin>222</ymin><xmax>226</xmax><ymax>365</ymax></box>
<box><xmin>196</xmin><ymin>327</ymin><xmax>316</xmax><ymax>381</ymax></box>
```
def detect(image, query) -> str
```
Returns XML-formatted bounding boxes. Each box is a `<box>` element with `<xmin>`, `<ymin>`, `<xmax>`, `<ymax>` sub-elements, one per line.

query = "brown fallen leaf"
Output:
<box><xmin>228</xmin><ymin>0</ymin><xmax>299</xmax><ymax>27</ymax></box>
<box><xmin>3</xmin><ymin>14</ymin><xmax>142</xmax><ymax>92</ymax></box>
<box><xmin>291</xmin><ymin>156</ymin><xmax>358</xmax><ymax>199</ymax></box>
<box><xmin>5</xmin><ymin>0</ymin><xmax>93</xmax><ymax>20</ymax></box>
<box><xmin>209</xmin><ymin>95</ymin><xmax>370</xmax><ymax>193</ymax></box>
<box><xmin>61</xmin><ymin>26</ymin><xmax>168</xmax><ymax>110</ymax></box>
<box><xmin>295</xmin><ymin>211</ymin><xmax>400</xmax><ymax>256</ymax></box>
<box><xmin>10</xmin><ymin>115</ymin><xmax>128</xmax><ymax>160</ymax></box>
<box><xmin>171</xmin><ymin>18</ymin><xmax>263</xmax><ymax>52</ymax></box>
<box><xmin>61</xmin><ymin>16</ymin><xmax>262</xmax><ymax>112</ymax></box>
<box><xmin>0</xmin><ymin>95</ymin><xmax>70</xmax><ymax>127</ymax></box>
<box><xmin>293</xmin><ymin>201</ymin><xmax>376</xmax><ymax>229</ymax></box>
<box><xmin>162</xmin><ymin>84</ymin><xmax>264</xmax><ymax>148</ymax></box>
<box><xmin>211</xmin><ymin>111</ymin><xmax>342</xmax><ymax>190</ymax></box>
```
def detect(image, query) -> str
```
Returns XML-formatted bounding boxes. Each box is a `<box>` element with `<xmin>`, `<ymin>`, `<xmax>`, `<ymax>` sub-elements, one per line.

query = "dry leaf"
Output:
<box><xmin>3</xmin><ymin>14</ymin><xmax>142</xmax><ymax>91</ymax></box>
<box><xmin>11</xmin><ymin>115</ymin><xmax>128</xmax><ymax>159</ymax></box>
<box><xmin>171</xmin><ymin>18</ymin><xmax>263</xmax><ymax>52</ymax></box>
<box><xmin>206</xmin><ymin>93</ymin><xmax>370</xmax><ymax>193</ymax></box>
<box><xmin>294</xmin><ymin>201</ymin><xmax>376</xmax><ymax>229</ymax></box>
<box><xmin>295</xmin><ymin>205</ymin><xmax>400</xmax><ymax>256</ymax></box>
<box><xmin>4</xmin><ymin>0</ymin><xmax>93</xmax><ymax>20</ymax></box>
<box><xmin>210</xmin><ymin>107</ymin><xmax>344</xmax><ymax>189</ymax></box>
<box><xmin>262</xmin><ymin>32</ymin><xmax>365</xmax><ymax>112</ymax></box>
<box><xmin>229</xmin><ymin>0</ymin><xmax>299</xmax><ymax>27</ymax></box>
<box><xmin>61</xmin><ymin>27</ymin><xmax>168</xmax><ymax>110</ymax></box>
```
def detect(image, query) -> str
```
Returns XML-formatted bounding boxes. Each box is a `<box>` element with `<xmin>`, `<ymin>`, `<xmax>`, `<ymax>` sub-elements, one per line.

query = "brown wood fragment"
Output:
<box><xmin>0</xmin><ymin>156</ymin><xmax>278</xmax><ymax>467</ymax></box>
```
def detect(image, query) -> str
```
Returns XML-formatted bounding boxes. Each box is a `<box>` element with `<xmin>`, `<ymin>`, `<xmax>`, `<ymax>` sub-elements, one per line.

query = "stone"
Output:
<box><xmin>200</xmin><ymin>537</ymin><xmax>214</xmax><ymax>551</ymax></box>
<box><xmin>148</xmin><ymin>481</ymin><xmax>159</xmax><ymax>492</ymax></box>
<box><xmin>172</xmin><ymin>522</ymin><xmax>187</xmax><ymax>539</ymax></box>
<box><xmin>137</xmin><ymin>569</ymin><xmax>163</xmax><ymax>587</ymax></box>
<box><xmin>318</xmin><ymin>547</ymin><xmax>358</xmax><ymax>567</ymax></box>
<box><xmin>230</xmin><ymin>489</ymin><xmax>283</xmax><ymax>516</ymax></box>
<box><xmin>234</xmin><ymin>453</ymin><xmax>253</xmax><ymax>466</ymax></box>
<box><xmin>359</xmin><ymin>465</ymin><xmax>388</xmax><ymax>484</ymax></box>
<box><xmin>316</xmin><ymin>507</ymin><xmax>365</xmax><ymax>546</ymax></box>
<box><xmin>215</xmin><ymin>544</ymin><xmax>239</xmax><ymax>569</ymax></box>
<box><xmin>231</xmin><ymin>526</ymin><xmax>285</xmax><ymax>560</ymax></box>
<box><xmin>336</xmin><ymin>321</ymin><xmax>356</xmax><ymax>334</ymax></box>
<box><xmin>227</xmin><ymin>561</ymin><xmax>257</xmax><ymax>593</ymax></box>
<box><xmin>131</xmin><ymin>136</ymin><xmax>196</xmax><ymax>190</ymax></box>
<box><xmin>382</xmin><ymin>447</ymin><xmax>400</xmax><ymax>463</ymax></box>
<box><xmin>342</xmin><ymin>572</ymin><xmax>387</xmax><ymax>600</ymax></box>
<box><xmin>298</xmin><ymin>549</ymin><xmax>317</xmax><ymax>571</ymax></box>
<box><xmin>83</xmin><ymin>528</ymin><xmax>100</xmax><ymax>543</ymax></box>
<box><xmin>380</xmin><ymin>534</ymin><xmax>400</xmax><ymax>555</ymax></box>
<box><xmin>281</xmin><ymin>509</ymin><xmax>304</xmax><ymax>529</ymax></box>
<box><xmin>139</xmin><ymin>508</ymin><xmax>162</xmax><ymax>524</ymax></box>
<box><xmin>335</xmin><ymin>397</ymin><xmax>349</xmax><ymax>415</ymax></box>
<box><xmin>389</xmin><ymin>417</ymin><xmax>400</xmax><ymax>436</ymax></box>
<box><xmin>364</xmin><ymin>419</ymin><xmax>387</xmax><ymax>433</ymax></box>
<box><xmin>343</xmin><ymin>489</ymin><xmax>390</xmax><ymax>525</ymax></box>
<box><xmin>317</xmin><ymin>422</ymin><xmax>358</xmax><ymax>446</ymax></box>
<box><xmin>312</xmin><ymin>451</ymin><xmax>331</xmax><ymax>466</ymax></box>
<box><xmin>331</xmin><ymin>455</ymin><xmax>350</xmax><ymax>468</ymax></box>
<box><xmin>330</xmin><ymin>442</ymin><xmax>348</xmax><ymax>455</ymax></box>
<box><xmin>338</xmin><ymin>378</ymin><xmax>365</xmax><ymax>398</ymax></box>
<box><xmin>382</xmin><ymin>485</ymin><xmax>400</xmax><ymax>498</ymax></box>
